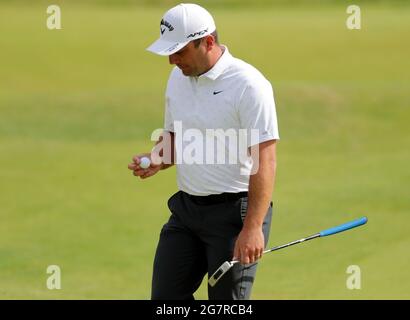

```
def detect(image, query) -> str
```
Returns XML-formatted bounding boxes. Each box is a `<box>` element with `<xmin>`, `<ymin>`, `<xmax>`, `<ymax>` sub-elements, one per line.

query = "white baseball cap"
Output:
<box><xmin>146</xmin><ymin>3</ymin><xmax>216</xmax><ymax>56</ymax></box>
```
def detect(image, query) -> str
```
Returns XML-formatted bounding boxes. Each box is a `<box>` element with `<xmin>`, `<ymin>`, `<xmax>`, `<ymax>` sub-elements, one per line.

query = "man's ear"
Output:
<box><xmin>205</xmin><ymin>35</ymin><xmax>215</xmax><ymax>51</ymax></box>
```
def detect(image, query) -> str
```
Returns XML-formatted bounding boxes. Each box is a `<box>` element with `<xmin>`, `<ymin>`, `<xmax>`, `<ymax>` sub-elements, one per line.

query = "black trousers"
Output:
<box><xmin>151</xmin><ymin>190</ymin><xmax>273</xmax><ymax>300</ymax></box>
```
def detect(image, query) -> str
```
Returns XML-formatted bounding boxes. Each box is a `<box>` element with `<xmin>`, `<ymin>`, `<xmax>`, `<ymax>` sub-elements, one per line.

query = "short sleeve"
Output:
<box><xmin>237</xmin><ymin>79</ymin><xmax>280</xmax><ymax>147</ymax></box>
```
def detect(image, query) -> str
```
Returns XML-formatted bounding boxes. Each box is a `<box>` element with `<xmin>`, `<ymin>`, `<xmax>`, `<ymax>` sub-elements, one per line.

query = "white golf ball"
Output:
<box><xmin>139</xmin><ymin>157</ymin><xmax>151</xmax><ymax>169</ymax></box>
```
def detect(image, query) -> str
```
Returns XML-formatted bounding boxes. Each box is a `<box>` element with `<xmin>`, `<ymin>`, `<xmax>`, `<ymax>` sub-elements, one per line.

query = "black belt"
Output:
<box><xmin>185</xmin><ymin>191</ymin><xmax>248</xmax><ymax>205</ymax></box>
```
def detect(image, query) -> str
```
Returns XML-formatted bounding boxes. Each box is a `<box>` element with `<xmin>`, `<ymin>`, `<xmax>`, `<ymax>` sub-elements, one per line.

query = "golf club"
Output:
<box><xmin>208</xmin><ymin>216</ymin><xmax>368</xmax><ymax>287</ymax></box>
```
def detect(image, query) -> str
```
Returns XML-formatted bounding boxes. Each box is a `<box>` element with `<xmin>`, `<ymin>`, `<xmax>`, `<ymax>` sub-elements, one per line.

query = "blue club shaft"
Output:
<box><xmin>263</xmin><ymin>217</ymin><xmax>368</xmax><ymax>254</ymax></box>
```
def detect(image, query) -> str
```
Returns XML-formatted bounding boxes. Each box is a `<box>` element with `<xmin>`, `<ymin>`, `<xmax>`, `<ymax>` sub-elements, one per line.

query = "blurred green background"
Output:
<box><xmin>0</xmin><ymin>0</ymin><xmax>409</xmax><ymax>299</ymax></box>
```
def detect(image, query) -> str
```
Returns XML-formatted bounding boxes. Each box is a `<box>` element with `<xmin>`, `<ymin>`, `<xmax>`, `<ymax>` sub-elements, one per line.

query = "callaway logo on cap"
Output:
<box><xmin>147</xmin><ymin>3</ymin><xmax>216</xmax><ymax>56</ymax></box>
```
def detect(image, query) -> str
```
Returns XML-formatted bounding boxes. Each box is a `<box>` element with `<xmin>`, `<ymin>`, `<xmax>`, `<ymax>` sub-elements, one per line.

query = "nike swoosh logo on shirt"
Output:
<box><xmin>160</xmin><ymin>28</ymin><xmax>165</xmax><ymax>35</ymax></box>
<box><xmin>213</xmin><ymin>91</ymin><xmax>223</xmax><ymax>95</ymax></box>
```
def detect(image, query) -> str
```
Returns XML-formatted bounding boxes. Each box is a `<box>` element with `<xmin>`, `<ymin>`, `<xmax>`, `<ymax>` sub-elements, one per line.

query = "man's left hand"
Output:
<box><xmin>233</xmin><ymin>226</ymin><xmax>265</xmax><ymax>264</ymax></box>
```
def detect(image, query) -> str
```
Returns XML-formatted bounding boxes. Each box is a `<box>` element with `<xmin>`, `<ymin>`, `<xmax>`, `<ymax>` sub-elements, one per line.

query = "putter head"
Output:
<box><xmin>208</xmin><ymin>261</ymin><xmax>235</xmax><ymax>287</ymax></box>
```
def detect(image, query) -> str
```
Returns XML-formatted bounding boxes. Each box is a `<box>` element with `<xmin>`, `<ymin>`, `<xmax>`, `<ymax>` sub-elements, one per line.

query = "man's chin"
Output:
<box><xmin>178</xmin><ymin>67</ymin><xmax>195</xmax><ymax>76</ymax></box>
<box><xmin>181</xmin><ymin>69</ymin><xmax>193</xmax><ymax>76</ymax></box>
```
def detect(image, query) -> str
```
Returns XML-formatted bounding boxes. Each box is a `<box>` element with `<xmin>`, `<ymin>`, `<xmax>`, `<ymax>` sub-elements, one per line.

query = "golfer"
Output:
<box><xmin>128</xmin><ymin>3</ymin><xmax>279</xmax><ymax>300</ymax></box>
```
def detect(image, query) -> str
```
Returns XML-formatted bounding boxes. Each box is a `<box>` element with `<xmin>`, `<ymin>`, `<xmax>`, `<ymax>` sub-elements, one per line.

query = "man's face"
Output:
<box><xmin>168</xmin><ymin>40</ymin><xmax>207</xmax><ymax>76</ymax></box>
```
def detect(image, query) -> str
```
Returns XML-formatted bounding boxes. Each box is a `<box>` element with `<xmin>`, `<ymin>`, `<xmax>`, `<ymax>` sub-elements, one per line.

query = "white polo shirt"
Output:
<box><xmin>164</xmin><ymin>46</ymin><xmax>279</xmax><ymax>196</ymax></box>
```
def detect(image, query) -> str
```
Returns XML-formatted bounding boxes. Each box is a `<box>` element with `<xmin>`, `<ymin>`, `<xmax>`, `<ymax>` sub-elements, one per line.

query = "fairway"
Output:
<box><xmin>0</xmin><ymin>1</ymin><xmax>409</xmax><ymax>299</ymax></box>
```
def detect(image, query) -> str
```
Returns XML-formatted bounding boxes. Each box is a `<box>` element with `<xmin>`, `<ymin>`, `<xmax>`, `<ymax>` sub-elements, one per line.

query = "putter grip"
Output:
<box><xmin>319</xmin><ymin>217</ymin><xmax>367</xmax><ymax>237</ymax></box>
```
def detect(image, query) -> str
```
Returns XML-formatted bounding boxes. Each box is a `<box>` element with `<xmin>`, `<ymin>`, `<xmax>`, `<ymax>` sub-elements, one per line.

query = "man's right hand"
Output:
<box><xmin>128</xmin><ymin>153</ymin><xmax>162</xmax><ymax>179</ymax></box>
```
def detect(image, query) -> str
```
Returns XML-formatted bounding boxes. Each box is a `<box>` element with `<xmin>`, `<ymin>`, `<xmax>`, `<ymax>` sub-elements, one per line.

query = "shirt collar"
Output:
<box><xmin>198</xmin><ymin>45</ymin><xmax>232</xmax><ymax>81</ymax></box>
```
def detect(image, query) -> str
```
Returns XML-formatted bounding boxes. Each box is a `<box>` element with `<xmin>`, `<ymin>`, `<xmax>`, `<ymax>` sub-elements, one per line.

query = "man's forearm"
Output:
<box><xmin>243</xmin><ymin>141</ymin><xmax>277</xmax><ymax>229</ymax></box>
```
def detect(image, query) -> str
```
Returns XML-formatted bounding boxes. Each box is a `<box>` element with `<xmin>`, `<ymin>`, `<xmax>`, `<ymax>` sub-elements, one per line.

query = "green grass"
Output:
<box><xmin>0</xmin><ymin>3</ymin><xmax>409</xmax><ymax>299</ymax></box>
